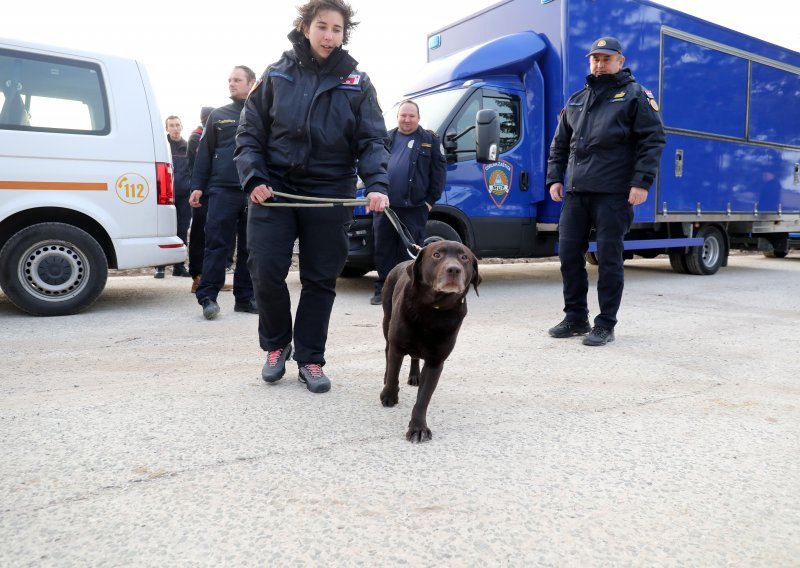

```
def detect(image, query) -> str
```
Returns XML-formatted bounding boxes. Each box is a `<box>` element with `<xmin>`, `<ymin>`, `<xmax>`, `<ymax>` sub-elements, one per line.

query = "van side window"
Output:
<box><xmin>0</xmin><ymin>49</ymin><xmax>109</xmax><ymax>134</ymax></box>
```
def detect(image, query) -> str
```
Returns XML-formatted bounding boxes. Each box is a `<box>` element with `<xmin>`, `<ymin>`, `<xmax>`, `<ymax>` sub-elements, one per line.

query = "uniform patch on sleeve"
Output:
<box><xmin>643</xmin><ymin>88</ymin><xmax>659</xmax><ymax>111</ymax></box>
<box><xmin>342</xmin><ymin>73</ymin><xmax>361</xmax><ymax>86</ymax></box>
<box><xmin>248</xmin><ymin>79</ymin><xmax>262</xmax><ymax>95</ymax></box>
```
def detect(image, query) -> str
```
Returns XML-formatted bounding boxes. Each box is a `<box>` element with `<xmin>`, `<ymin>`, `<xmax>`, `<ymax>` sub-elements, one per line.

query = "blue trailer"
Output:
<box><xmin>343</xmin><ymin>0</ymin><xmax>800</xmax><ymax>276</ymax></box>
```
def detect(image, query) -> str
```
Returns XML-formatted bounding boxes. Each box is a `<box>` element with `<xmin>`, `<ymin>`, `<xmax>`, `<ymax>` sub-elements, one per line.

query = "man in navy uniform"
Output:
<box><xmin>371</xmin><ymin>99</ymin><xmax>446</xmax><ymax>305</ymax></box>
<box><xmin>546</xmin><ymin>37</ymin><xmax>665</xmax><ymax>346</ymax></box>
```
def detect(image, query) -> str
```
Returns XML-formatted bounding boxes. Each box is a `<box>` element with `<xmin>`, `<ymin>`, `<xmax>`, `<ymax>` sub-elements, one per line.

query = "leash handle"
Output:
<box><xmin>258</xmin><ymin>190</ymin><xmax>369</xmax><ymax>208</ymax></box>
<box><xmin>256</xmin><ymin>191</ymin><xmax>420</xmax><ymax>259</ymax></box>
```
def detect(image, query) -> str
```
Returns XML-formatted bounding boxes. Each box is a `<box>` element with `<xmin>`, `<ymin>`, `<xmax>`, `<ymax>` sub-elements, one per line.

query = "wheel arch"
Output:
<box><xmin>0</xmin><ymin>207</ymin><xmax>117</xmax><ymax>268</ymax></box>
<box><xmin>428</xmin><ymin>206</ymin><xmax>474</xmax><ymax>249</ymax></box>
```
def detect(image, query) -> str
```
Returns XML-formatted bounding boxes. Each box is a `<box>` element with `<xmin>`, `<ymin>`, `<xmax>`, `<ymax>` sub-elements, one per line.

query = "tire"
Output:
<box><xmin>685</xmin><ymin>226</ymin><xmax>726</xmax><ymax>275</ymax></box>
<box><xmin>584</xmin><ymin>251</ymin><xmax>599</xmax><ymax>265</ymax></box>
<box><xmin>668</xmin><ymin>249</ymin><xmax>690</xmax><ymax>274</ymax></box>
<box><xmin>763</xmin><ymin>250</ymin><xmax>788</xmax><ymax>259</ymax></box>
<box><xmin>0</xmin><ymin>223</ymin><xmax>108</xmax><ymax>316</ymax></box>
<box><xmin>425</xmin><ymin>220</ymin><xmax>461</xmax><ymax>245</ymax></box>
<box><xmin>339</xmin><ymin>265</ymin><xmax>370</xmax><ymax>278</ymax></box>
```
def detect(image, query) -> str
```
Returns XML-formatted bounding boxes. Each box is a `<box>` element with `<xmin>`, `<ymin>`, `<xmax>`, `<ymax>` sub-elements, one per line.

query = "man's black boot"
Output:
<box><xmin>548</xmin><ymin>318</ymin><xmax>591</xmax><ymax>338</ymax></box>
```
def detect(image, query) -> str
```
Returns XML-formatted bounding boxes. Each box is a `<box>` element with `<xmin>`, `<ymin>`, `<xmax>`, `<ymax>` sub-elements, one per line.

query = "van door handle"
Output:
<box><xmin>675</xmin><ymin>149</ymin><xmax>684</xmax><ymax>178</ymax></box>
<box><xmin>520</xmin><ymin>170</ymin><xmax>529</xmax><ymax>192</ymax></box>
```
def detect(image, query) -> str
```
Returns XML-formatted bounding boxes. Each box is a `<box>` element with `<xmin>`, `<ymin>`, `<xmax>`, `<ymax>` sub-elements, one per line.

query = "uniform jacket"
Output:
<box><xmin>167</xmin><ymin>135</ymin><xmax>191</xmax><ymax>196</ymax></box>
<box><xmin>546</xmin><ymin>69</ymin><xmax>665</xmax><ymax>194</ymax></box>
<box><xmin>235</xmin><ymin>29</ymin><xmax>389</xmax><ymax>198</ymax></box>
<box><xmin>187</xmin><ymin>125</ymin><xmax>203</xmax><ymax>175</ymax></box>
<box><xmin>387</xmin><ymin>127</ymin><xmax>447</xmax><ymax>208</ymax></box>
<box><xmin>191</xmin><ymin>100</ymin><xmax>245</xmax><ymax>192</ymax></box>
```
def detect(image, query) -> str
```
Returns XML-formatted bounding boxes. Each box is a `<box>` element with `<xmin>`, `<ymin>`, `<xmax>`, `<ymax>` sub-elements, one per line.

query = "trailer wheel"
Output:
<box><xmin>0</xmin><ymin>223</ymin><xmax>108</xmax><ymax>316</ymax></box>
<box><xmin>763</xmin><ymin>250</ymin><xmax>788</xmax><ymax>259</ymax></box>
<box><xmin>668</xmin><ymin>249</ymin><xmax>690</xmax><ymax>274</ymax></box>
<box><xmin>425</xmin><ymin>220</ymin><xmax>461</xmax><ymax>244</ymax></box>
<box><xmin>685</xmin><ymin>226</ymin><xmax>726</xmax><ymax>275</ymax></box>
<box><xmin>584</xmin><ymin>252</ymin><xmax>599</xmax><ymax>265</ymax></box>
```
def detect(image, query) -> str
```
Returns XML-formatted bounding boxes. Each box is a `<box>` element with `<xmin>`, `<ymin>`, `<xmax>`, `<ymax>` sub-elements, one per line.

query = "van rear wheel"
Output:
<box><xmin>0</xmin><ymin>223</ymin><xmax>108</xmax><ymax>316</ymax></box>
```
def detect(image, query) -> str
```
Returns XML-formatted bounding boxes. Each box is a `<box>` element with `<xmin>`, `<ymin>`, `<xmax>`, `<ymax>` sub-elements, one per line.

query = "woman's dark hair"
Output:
<box><xmin>294</xmin><ymin>0</ymin><xmax>359</xmax><ymax>45</ymax></box>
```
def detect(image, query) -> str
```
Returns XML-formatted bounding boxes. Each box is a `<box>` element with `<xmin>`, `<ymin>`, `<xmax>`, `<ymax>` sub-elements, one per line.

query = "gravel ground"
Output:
<box><xmin>1</xmin><ymin>252</ymin><xmax>798</xmax><ymax>566</ymax></box>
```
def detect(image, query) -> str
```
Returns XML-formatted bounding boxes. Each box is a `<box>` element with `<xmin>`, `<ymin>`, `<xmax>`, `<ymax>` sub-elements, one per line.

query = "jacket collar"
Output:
<box><xmin>585</xmin><ymin>68</ymin><xmax>634</xmax><ymax>90</ymax></box>
<box><xmin>287</xmin><ymin>29</ymin><xmax>357</xmax><ymax>78</ymax></box>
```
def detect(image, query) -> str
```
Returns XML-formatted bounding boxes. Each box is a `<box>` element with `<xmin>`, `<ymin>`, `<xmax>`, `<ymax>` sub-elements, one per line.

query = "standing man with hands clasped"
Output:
<box><xmin>235</xmin><ymin>0</ymin><xmax>389</xmax><ymax>394</ymax></box>
<box><xmin>370</xmin><ymin>99</ymin><xmax>447</xmax><ymax>305</ymax></box>
<box><xmin>546</xmin><ymin>37</ymin><xmax>666</xmax><ymax>346</ymax></box>
<box><xmin>189</xmin><ymin>66</ymin><xmax>258</xmax><ymax>320</ymax></box>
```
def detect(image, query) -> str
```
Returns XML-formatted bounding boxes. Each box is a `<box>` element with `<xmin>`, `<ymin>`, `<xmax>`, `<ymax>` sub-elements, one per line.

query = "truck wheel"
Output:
<box><xmin>668</xmin><ymin>249</ymin><xmax>690</xmax><ymax>274</ymax></box>
<box><xmin>763</xmin><ymin>250</ymin><xmax>788</xmax><ymax>259</ymax></box>
<box><xmin>584</xmin><ymin>252</ymin><xmax>599</xmax><ymax>265</ymax></box>
<box><xmin>425</xmin><ymin>220</ymin><xmax>461</xmax><ymax>244</ymax></box>
<box><xmin>685</xmin><ymin>226</ymin><xmax>726</xmax><ymax>275</ymax></box>
<box><xmin>0</xmin><ymin>223</ymin><xmax>108</xmax><ymax>316</ymax></box>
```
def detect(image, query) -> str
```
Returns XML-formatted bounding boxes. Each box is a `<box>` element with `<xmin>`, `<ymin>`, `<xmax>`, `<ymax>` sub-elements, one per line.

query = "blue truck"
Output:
<box><xmin>343</xmin><ymin>0</ymin><xmax>800</xmax><ymax>276</ymax></box>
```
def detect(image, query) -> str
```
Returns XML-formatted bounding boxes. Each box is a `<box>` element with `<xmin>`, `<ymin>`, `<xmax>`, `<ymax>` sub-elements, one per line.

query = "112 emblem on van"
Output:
<box><xmin>115</xmin><ymin>173</ymin><xmax>150</xmax><ymax>204</ymax></box>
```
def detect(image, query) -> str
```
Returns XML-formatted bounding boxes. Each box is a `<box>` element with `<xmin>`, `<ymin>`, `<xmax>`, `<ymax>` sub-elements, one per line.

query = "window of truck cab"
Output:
<box><xmin>0</xmin><ymin>49</ymin><xmax>109</xmax><ymax>134</ymax></box>
<box><xmin>445</xmin><ymin>88</ymin><xmax>521</xmax><ymax>162</ymax></box>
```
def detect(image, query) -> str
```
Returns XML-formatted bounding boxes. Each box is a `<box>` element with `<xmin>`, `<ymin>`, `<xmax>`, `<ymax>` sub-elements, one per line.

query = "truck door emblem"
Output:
<box><xmin>483</xmin><ymin>160</ymin><xmax>513</xmax><ymax>207</ymax></box>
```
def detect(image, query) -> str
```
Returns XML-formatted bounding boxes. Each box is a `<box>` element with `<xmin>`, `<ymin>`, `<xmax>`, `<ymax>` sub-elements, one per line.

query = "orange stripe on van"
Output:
<box><xmin>0</xmin><ymin>181</ymin><xmax>108</xmax><ymax>191</ymax></box>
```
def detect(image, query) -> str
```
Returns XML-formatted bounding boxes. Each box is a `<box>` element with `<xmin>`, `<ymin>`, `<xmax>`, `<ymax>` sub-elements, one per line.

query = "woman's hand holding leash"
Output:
<box><xmin>366</xmin><ymin>191</ymin><xmax>389</xmax><ymax>213</ymax></box>
<box><xmin>250</xmin><ymin>184</ymin><xmax>274</xmax><ymax>204</ymax></box>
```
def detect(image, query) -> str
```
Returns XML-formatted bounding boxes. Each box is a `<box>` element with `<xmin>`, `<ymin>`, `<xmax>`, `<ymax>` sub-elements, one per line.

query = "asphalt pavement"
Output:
<box><xmin>1</xmin><ymin>253</ymin><xmax>798</xmax><ymax>566</ymax></box>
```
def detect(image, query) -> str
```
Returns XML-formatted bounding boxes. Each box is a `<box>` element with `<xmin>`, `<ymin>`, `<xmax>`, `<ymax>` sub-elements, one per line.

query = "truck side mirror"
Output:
<box><xmin>443</xmin><ymin>130</ymin><xmax>458</xmax><ymax>165</ymax></box>
<box><xmin>475</xmin><ymin>109</ymin><xmax>500</xmax><ymax>164</ymax></box>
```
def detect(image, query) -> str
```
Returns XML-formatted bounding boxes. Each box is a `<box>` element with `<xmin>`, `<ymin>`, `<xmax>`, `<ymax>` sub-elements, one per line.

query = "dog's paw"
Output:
<box><xmin>380</xmin><ymin>388</ymin><xmax>398</xmax><ymax>407</ymax></box>
<box><xmin>407</xmin><ymin>373</ymin><xmax>420</xmax><ymax>387</ymax></box>
<box><xmin>406</xmin><ymin>426</ymin><xmax>432</xmax><ymax>443</ymax></box>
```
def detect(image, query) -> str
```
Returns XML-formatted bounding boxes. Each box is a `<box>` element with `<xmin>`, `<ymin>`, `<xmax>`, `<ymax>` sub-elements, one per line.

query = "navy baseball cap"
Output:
<box><xmin>587</xmin><ymin>37</ymin><xmax>623</xmax><ymax>56</ymax></box>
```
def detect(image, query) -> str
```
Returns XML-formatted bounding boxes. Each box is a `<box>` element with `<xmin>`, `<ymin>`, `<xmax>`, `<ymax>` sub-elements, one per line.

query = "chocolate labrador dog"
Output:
<box><xmin>379</xmin><ymin>240</ymin><xmax>481</xmax><ymax>442</ymax></box>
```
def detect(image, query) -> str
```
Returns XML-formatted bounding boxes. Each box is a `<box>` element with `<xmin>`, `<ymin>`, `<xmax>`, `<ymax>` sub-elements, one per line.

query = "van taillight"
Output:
<box><xmin>156</xmin><ymin>162</ymin><xmax>174</xmax><ymax>205</ymax></box>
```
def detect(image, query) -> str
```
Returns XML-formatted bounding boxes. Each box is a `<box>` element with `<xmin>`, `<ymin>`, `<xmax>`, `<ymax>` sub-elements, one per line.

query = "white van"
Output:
<box><xmin>0</xmin><ymin>38</ymin><xmax>186</xmax><ymax>316</ymax></box>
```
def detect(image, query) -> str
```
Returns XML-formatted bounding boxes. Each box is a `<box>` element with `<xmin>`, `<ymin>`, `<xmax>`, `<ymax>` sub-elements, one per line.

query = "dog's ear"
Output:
<box><xmin>410</xmin><ymin>247</ymin><xmax>426</xmax><ymax>288</ymax></box>
<box><xmin>470</xmin><ymin>252</ymin><xmax>482</xmax><ymax>296</ymax></box>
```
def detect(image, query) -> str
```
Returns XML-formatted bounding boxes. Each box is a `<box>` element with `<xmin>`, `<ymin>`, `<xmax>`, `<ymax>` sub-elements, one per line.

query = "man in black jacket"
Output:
<box><xmin>546</xmin><ymin>37</ymin><xmax>665</xmax><ymax>346</ymax></box>
<box><xmin>155</xmin><ymin>115</ymin><xmax>191</xmax><ymax>278</ymax></box>
<box><xmin>370</xmin><ymin>99</ymin><xmax>446</xmax><ymax>304</ymax></box>
<box><xmin>189</xmin><ymin>67</ymin><xmax>257</xmax><ymax>320</ymax></box>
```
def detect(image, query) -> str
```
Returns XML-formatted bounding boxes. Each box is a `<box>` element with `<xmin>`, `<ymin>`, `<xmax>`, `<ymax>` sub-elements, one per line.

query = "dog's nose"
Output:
<box><xmin>446</xmin><ymin>265</ymin><xmax>462</xmax><ymax>276</ymax></box>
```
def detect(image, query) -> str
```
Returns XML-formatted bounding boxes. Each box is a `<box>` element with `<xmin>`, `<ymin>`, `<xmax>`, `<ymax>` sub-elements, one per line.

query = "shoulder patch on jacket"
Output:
<box><xmin>643</xmin><ymin>88</ymin><xmax>659</xmax><ymax>111</ymax></box>
<box><xmin>249</xmin><ymin>79</ymin><xmax>262</xmax><ymax>95</ymax></box>
<box><xmin>342</xmin><ymin>73</ymin><xmax>361</xmax><ymax>86</ymax></box>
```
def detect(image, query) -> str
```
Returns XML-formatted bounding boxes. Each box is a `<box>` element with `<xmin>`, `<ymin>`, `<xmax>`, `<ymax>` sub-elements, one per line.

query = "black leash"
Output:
<box><xmin>259</xmin><ymin>191</ymin><xmax>421</xmax><ymax>259</ymax></box>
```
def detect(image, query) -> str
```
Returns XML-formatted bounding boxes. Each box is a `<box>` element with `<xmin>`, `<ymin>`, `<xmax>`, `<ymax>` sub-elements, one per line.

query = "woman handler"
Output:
<box><xmin>235</xmin><ymin>0</ymin><xmax>390</xmax><ymax>393</ymax></box>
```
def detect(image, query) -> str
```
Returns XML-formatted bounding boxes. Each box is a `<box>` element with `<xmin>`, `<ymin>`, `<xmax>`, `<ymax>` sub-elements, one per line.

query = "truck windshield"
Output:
<box><xmin>384</xmin><ymin>88</ymin><xmax>468</xmax><ymax>134</ymax></box>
